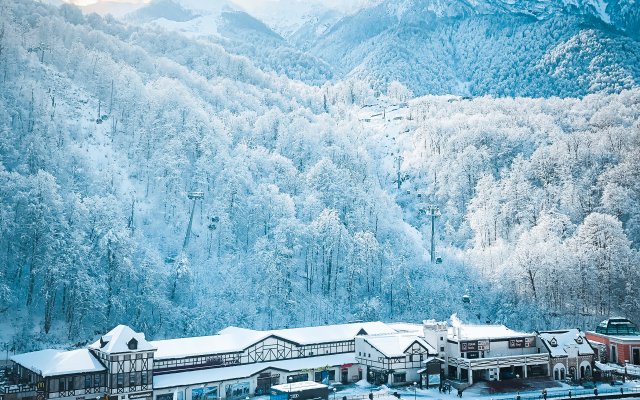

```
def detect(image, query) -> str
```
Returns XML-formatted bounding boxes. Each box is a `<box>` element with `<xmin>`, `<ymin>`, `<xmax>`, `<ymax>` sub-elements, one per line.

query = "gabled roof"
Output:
<box><xmin>152</xmin><ymin>321</ymin><xmax>396</xmax><ymax>361</ymax></box>
<box><xmin>361</xmin><ymin>334</ymin><xmax>435</xmax><ymax>358</ymax></box>
<box><xmin>266</xmin><ymin>321</ymin><xmax>396</xmax><ymax>345</ymax></box>
<box><xmin>11</xmin><ymin>349</ymin><xmax>106</xmax><ymax>377</ymax></box>
<box><xmin>538</xmin><ymin>329</ymin><xmax>594</xmax><ymax>357</ymax></box>
<box><xmin>89</xmin><ymin>325</ymin><xmax>156</xmax><ymax>354</ymax></box>
<box><xmin>151</xmin><ymin>331</ymin><xmax>269</xmax><ymax>360</ymax></box>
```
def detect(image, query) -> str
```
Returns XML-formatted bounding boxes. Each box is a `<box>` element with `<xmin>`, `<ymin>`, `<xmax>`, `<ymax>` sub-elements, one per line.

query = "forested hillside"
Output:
<box><xmin>306</xmin><ymin>0</ymin><xmax>640</xmax><ymax>97</ymax></box>
<box><xmin>0</xmin><ymin>0</ymin><xmax>638</xmax><ymax>351</ymax></box>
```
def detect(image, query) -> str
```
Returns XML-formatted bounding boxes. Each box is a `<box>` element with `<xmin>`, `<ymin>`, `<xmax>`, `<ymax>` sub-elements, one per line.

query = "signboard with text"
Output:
<box><xmin>508</xmin><ymin>337</ymin><xmax>536</xmax><ymax>349</ymax></box>
<box><xmin>460</xmin><ymin>340</ymin><xmax>490</xmax><ymax>352</ymax></box>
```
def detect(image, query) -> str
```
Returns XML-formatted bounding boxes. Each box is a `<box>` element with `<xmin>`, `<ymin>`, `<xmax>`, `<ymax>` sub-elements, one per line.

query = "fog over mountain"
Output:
<box><xmin>0</xmin><ymin>0</ymin><xmax>638</xmax><ymax>350</ymax></box>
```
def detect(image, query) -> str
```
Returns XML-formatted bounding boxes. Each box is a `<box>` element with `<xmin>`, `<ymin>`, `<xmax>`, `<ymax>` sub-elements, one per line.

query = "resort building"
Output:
<box><xmin>444</xmin><ymin>324</ymin><xmax>549</xmax><ymax>385</ymax></box>
<box><xmin>585</xmin><ymin>318</ymin><xmax>640</xmax><ymax>365</ymax></box>
<box><xmin>537</xmin><ymin>329</ymin><xmax>595</xmax><ymax>381</ymax></box>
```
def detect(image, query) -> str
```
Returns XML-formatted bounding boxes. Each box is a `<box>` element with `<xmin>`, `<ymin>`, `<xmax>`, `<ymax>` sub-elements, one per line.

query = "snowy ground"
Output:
<box><xmin>264</xmin><ymin>379</ymin><xmax>640</xmax><ymax>400</ymax></box>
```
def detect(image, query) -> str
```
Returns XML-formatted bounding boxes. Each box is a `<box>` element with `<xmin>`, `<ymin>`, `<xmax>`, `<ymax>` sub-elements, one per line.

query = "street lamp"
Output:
<box><xmin>412</xmin><ymin>382</ymin><xmax>417</xmax><ymax>400</ymax></box>
<box><xmin>332</xmin><ymin>387</ymin><xmax>336</xmax><ymax>400</ymax></box>
<box><xmin>288</xmin><ymin>376</ymin><xmax>293</xmax><ymax>395</ymax></box>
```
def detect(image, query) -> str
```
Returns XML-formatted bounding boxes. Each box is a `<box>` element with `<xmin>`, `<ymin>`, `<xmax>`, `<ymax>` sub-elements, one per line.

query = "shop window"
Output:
<box><xmin>394</xmin><ymin>373</ymin><xmax>406</xmax><ymax>383</ymax></box>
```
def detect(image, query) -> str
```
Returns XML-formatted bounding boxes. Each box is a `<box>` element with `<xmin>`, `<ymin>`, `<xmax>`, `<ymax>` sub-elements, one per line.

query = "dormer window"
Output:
<box><xmin>100</xmin><ymin>338</ymin><xmax>108</xmax><ymax>348</ymax></box>
<box><xmin>127</xmin><ymin>338</ymin><xmax>138</xmax><ymax>350</ymax></box>
<box><xmin>575</xmin><ymin>336</ymin><xmax>583</xmax><ymax>344</ymax></box>
<box><xmin>550</xmin><ymin>337</ymin><xmax>558</xmax><ymax>347</ymax></box>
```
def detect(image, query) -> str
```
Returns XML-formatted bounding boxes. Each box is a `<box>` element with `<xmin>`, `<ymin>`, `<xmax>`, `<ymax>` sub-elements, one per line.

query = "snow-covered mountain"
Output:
<box><xmin>298</xmin><ymin>0</ymin><xmax>639</xmax><ymax>96</ymax></box>
<box><xmin>122</xmin><ymin>0</ymin><xmax>334</xmax><ymax>84</ymax></box>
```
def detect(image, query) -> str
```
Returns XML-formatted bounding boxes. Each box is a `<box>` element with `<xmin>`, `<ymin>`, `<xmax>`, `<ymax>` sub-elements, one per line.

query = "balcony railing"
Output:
<box><xmin>2</xmin><ymin>383</ymin><xmax>37</xmax><ymax>394</ymax></box>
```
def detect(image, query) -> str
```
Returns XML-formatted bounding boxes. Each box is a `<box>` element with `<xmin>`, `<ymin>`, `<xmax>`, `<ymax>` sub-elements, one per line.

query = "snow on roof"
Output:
<box><xmin>594</xmin><ymin>361</ymin><xmax>616</xmax><ymax>371</ymax></box>
<box><xmin>271</xmin><ymin>381</ymin><xmax>328</xmax><ymax>392</ymax></box>
<box><xmin>452</xmin><ymin>324</ymin><xmax>532</xmax><ymax>341</ymax></box>
<box><xmin>11</xmin><ymin>349</ymin><xmax>106</xmax><ymax>377</ymax></box>
<box><xmin>89</xmin><ymin>325</ymin><xmax>156</xmax><ymax>354</ymax></box>
<box><xmin>268</xmin><ymin>321</ymin><xmax>396</xmax><ymax>345</ymax></box>
<box><xmin>362</xmin><ymin>334</ymin><xmax>435</xmax><ymax>358</ymax></box>
<box><xmin>387</xmin><ymin>323</ymin><xmax>423</xmax><ymax>334</ymax></box>
<box><xmin>154</xmin><ymin>321</ymin><xmax>394</xmax><ymax>361</ymax></box>
<box><xmin>538</xmin><ymin>329</ymin><xmax>594</xmax><ymax>357</ymax></box>
<box><xmin>152</xmin><ymin>331</ymin><xmax>269</xmax><ymax>360</ymax></box>
<box><xmin>153</xmin><ymin>353</ymin><xmax>356</xmax><ymax>389</ymax></box>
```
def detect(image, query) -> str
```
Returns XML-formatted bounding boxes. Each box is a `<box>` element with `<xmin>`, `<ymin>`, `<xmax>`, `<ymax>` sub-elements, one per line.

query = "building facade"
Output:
<box><xmin>585</xmin><ymin>318</ymin><xmax>640</xmax><ymax>366</ymax></box>
<box><xmin>4</xmin><ymin>319</ymin><xmax>607</xmax><ymax>400</ymax></box>
<box><xmin>444</xmin><ymin>324</ymin><xmax>549</xmax><ymax>385</ymax></box>
<box><xmin>537</xmin><ymin>329</ymin><xmax>594</xmax><ymax>381</ymax></box>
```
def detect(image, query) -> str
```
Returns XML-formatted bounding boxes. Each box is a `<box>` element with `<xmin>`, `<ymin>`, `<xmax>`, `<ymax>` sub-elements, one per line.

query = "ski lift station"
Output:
<box><xmin>3</xmin><ymin>318</ymin><xmax>631</xmax><ymax>400</ymax></box>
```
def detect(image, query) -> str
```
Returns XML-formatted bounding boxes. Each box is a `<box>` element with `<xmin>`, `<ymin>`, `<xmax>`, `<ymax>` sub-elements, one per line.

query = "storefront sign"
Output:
<box><xmin>460</xmin><ymin>340</ymin><xmax>490</xmax><ymax>352</ymax></box>
<box><xmin>508</xmin><ymin>337</ymin><xmax>536</xmax><ymax>349</ymax></box>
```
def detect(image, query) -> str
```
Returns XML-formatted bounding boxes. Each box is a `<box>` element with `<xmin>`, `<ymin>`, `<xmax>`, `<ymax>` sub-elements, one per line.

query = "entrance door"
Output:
<box><xmin>256</xmin><ymin>373</ymin><xmax>280</xmax><ymax>395</ymax></box>
<box><xmin>611</xmin><ymin>346</ymin><xmax>618</xmax><ymax>363</ymax></box>
<box><xmin>341</xmin><ymin>368</ymin><xmax>349</xmax><ymax>384</ymax></box>
<box><xmin>633</xmin><ymin>348</ymin><xmax>640</xmax><ymax>365</ymax></box>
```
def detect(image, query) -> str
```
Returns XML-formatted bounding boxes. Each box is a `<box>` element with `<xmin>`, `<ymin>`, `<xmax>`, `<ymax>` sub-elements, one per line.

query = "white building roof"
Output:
<box><xmin>362</xmin><ymin>334</ymin><xmax>435</xmax><ymax>358</ymax></box>
<box><xmin>153</xmin><ymin>353</ymin><xmax>356</xmax><ymax>389</ymax></box>
<box><xmin>451</xmin><ymin>324</ymin><xmax>532</xmax><ymax>341</ymax></box>
<box><xmin>11</xmin><ymin>349</ymin><xmax>106</xmax><ymax>377</ymax></box>
<box><xmin>153</xmin><ymin>321</ymin><xmax>395</xmax><ymax>361</ymax></box>
<box><xmin>387</xmin><ymin>323</ymin><xmax>423</xmax><ymax>334</ymax></box>
<box><xmin>221</xmin><ymin>321</ymin><xmax>396</xmax><ymax>345</ymax></box>
<box><xmin>89</xmin><ymin>325</ymin><xmax>156</xmax><ymax>354</ymax></box>
<box><xmin>271</xmin><ymin>381</ymin><xmax>328</xmax><ymax>392</ymax></box>
<box><xmin>152</xmin><ymin>331</ymin><xmax>269</xmax><ymax>360</ymax></box>
<box><xmin>538</xmin><ymin>329</ymin><xmax>594</xmax><ymax>357</ymax></box>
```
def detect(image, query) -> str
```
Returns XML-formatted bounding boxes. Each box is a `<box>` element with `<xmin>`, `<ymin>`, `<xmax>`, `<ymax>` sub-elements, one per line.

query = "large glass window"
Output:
<box><xmin>58</xmin><ymin>379</ymin><xmax>65</xmax><ymax>392</ymax></box>
<box><xmin>394</xmin><ymin>373</ymin><xmax>406</xmax><ymax>383</ymax></box>
<box><xmin>117</xmin><ymin>374</ymin><xmax>124</xmax><ymax>389</ymax></box>
<box><xmin>314</xmin><ymin>370</ymin><xmax>335</xmax><ymax>382</ymax></box>
<box><xmin>85</xmin><ymin>376</ymin><xmax>92</xmax><ymax>389</ymax></box>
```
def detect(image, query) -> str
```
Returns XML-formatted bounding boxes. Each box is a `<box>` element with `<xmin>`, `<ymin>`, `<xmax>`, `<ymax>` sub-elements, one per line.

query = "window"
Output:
<box><xmin>85</xmin><ymin>376</ymin><xmax>92</xmax><ymax>389</ymax></box>
<box><xmin>117</xmin><ymin>374</ymin><xmax>124</xmax><ymax>389</ymax></box>
<box><xmin>288</xmin><ymin>374</ymin><xmax>308</xmax><ymax>383</ymax></box>
<box><xmin>440</xmin><ymin>347</ymin><xmax>445</xmax><ymax>352</ymax></box>
<box><xmin>393</xmin><ymin>373</ymin><xmax>406</xmax><ymax>383</ymax></box>
<box><xmin>314</xmin><ymin>370</ymin><xmax>335</xmax><ymax>382</ymax></box>
<box><xmin>141</xmin><ymin>372</ymin><xmax>148</xmax><ymax>386</ymax></box>
<box><xmin>129</xmin><ymin>373</ymin><xmax>137</xmax><ymax>387</ymax></box>
<box><xmin>128</xmin><ymin>339</ymin><xmax>138</xmax><ymax>351</ymax></box>
<box><xmin>440</xmin><ymin>337</ymin><xmax>444</xmax><ymax>341</ymax></box>
<box><xmin>409</xmin><ymin>355</ymin><xmax>414</xmax><ymax>362</ymax></box>
<box><xmin>368</xmin><ymin>354</ymin><xmax>371</xmax><ymax>358</ymax></box>
<box><xmin>58</xmin><ymin>379</ymin><xmax>66</xmax><ymax>392</ymax></box>
<box><xmin>358</xmin><ymin>352</ymin><xmax>361</xmax><ymax>356</ymax></box>
<box><xmin>68</xmin><ymin>378</ymin><xmax>74</xmax><ymax>391</ymax></box>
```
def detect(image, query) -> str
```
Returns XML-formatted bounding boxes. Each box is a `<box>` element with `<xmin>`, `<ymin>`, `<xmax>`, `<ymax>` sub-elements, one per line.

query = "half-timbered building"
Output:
<box><xmin>355</xmin><ymin>334</ymin><xmax>435</xmax><ymax>385</ymax></box>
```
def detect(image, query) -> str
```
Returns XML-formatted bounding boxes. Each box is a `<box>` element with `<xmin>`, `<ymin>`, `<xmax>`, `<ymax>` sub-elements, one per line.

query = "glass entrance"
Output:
<box><xmin>633</xmin><ymin>348</ymin><xmax>640</xmax><ymax>365</ymax></box>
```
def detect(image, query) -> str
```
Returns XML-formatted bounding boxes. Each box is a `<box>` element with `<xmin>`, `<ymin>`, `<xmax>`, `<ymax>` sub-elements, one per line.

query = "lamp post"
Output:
<box><xmin>412</xmin><ymin>382</ymin><xmax>417</xmax><ymax>400</ymax></box>
<box><xmin>332</xmin><ymin>387</ymin><xmax>336</xmax><ymax>400</ymax></box>
<box><xmin>288</xmin><ymin>376</ymin><xmax>293</xmax><ymax>396</ymax></box>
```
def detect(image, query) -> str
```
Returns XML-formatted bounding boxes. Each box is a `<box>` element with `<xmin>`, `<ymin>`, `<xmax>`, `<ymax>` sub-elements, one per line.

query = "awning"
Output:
<box><xmin>594</xmin><ymin>361</ymin><xmax>616</xmax><ymax>372</ymax></box>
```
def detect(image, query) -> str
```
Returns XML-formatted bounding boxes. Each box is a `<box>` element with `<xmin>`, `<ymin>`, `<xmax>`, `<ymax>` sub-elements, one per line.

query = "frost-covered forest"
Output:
<box><xmin>0</xmin><ymin>0</ymin><xmax>638</xmax><ymax>351</ymax></box>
